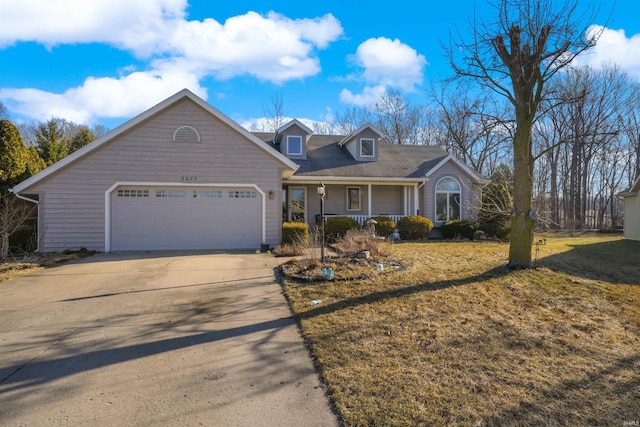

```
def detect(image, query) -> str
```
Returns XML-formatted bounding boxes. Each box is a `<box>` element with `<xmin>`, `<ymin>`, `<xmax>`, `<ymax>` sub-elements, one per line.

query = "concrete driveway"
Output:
<box><xmin>0</xmin><ymin>251</ymin><xmax>338</xmax><ymax>426</ymax></box>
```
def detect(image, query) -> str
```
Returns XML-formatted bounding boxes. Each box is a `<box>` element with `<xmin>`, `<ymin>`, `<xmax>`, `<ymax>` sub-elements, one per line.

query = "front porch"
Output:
<box><xmin>283</xmin><ymin>181</ymin><xmax>424</xmax><ymax>229</ymax></box>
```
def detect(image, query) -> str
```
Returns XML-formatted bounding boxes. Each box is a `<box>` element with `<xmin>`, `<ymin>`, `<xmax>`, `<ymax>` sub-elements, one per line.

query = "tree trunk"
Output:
<box><xmin>549</xmin><ymin>149</ymin><xmax>560</xmax><ymax>228</ymax></box>
<box><xmin>0</xmin><ymin>232</ymin><xmax>9</xmax><ymax>260</ymax></box>
<box><xmin>508</xmin><ymin>120</ymin><xmax>535</xmax><ymax>268</ymax></box>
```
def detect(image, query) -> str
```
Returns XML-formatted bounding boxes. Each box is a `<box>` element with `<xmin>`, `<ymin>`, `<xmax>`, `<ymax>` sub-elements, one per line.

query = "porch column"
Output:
<box><xmin>367</xmin><ymin>184</ymin><xmax>372</xmax><ymax>217</ymax></box>
<box><xmin>403</xmin><ymin>186</ymin><xmax>408</xmax><ymax>216</ymax></box>
<box><xmin>414</xmin><ymin>184</ymin><xmax>419</xmax><ymax>215</ymax></box>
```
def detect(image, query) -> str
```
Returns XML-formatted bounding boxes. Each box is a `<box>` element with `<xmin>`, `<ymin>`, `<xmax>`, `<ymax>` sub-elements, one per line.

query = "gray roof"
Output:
<box><xmin>253</xmin><ymin>133</ymin><xmax>451</xmax><ymax>179</ymax></box>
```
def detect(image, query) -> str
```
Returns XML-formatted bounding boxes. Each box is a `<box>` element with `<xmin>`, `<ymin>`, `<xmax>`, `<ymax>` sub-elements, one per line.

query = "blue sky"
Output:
<box><xmin>1</xmin><ymin>1</ymin><xmax>638</xmax><ymax>131</ymax></box>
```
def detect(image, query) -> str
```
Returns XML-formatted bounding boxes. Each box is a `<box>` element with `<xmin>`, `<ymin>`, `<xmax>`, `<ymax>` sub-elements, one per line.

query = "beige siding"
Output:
<box><xmin>301</xmin><ymin>184</ymin><xmax>407</xmax><ymax>226</ymax></box>
<box><xmin>344</xmin><ymin>129</ymin><xmax>379</xmax><ymax>161</ymax></box>
<box><xmin>28</xmin><ymin>98</ymin><xmax>285</xmax><ymax>252</ymax></box>
<box><xmin>325</xmin><ymin>184</ymin><xmax>369</xmax><ymax>215</ymax></box>
<box><xmin>423</xmin><ymin>161</ymin><xmax>482</xmax><ymax>225</ymax></box>
<box><xmin>624</xmin><ymin>195</ymin><xmax>640</xmax><ymax>241</ymax></box>
<box><xmin>371</xmin><ymin>186</ymin><xmax>404</xmax><ymax>215</ymax></box>
<box><xmin>279</xmin><ymin>125</ymin><xmax>309</xmax><ymax>159</ymax></box>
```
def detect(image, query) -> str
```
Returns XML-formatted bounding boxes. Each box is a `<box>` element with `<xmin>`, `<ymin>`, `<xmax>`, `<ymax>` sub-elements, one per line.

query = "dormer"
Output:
<box><xmin>338</xmin><ymin>123</ymin><xmax>383</xmax><ymax>162</ymax></box>
<box><xmin>275</xmin><ymin>119</ymin><xmax>313</xmax><ymax>159</ymax></box>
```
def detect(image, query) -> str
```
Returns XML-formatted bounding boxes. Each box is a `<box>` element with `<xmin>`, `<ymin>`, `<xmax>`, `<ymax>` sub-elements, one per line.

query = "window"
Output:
<box><xmin>117</xmin><ymin>189</ymin><xmax>149</xmax><ymax>198</ymax></box>
<box><xmin>288</xmin><ymin>187</ymin><xmax>306</xmax><ymax>222</ymax></box>
<box><xmin>435</xmin><ymin>177</ymin><xmax>461</xmax><ymax>221</ymax></box>
<box><xmin>155</xmin><ymin>189</ymin><xmax>186</xmax><ymax>198</ymax></box>
<box><xmin>287</xmin><ymin>135</ymin><xmax>303</xmax><ymax>155</ymax></box>
<box><xmin>173</xmin><ymin>125</ymin><xmax>200</xmax><ymax>143</ymax></box>
<box><xmin>347</xmin><ymin>187</ymin><xmax>361</xmax><ymax>211</ymax></box>
<box><xmin>228</xmin><ymin>190</ymin><xmax>257</xmax><ymax>199</ymax></box>
<box><xmin>194</xmin><ymin>190</ymin><xmax>222</xmax><ymax>198</ymax></box>
<box><xmin>360</xmin><ymin>138</ymin><xmax>374</xmax><ymax>157</ymax></box>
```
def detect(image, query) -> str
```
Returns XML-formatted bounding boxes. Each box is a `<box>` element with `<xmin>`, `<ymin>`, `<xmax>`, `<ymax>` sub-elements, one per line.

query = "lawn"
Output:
<box><xmin>280</xmin><ymin>233</ymin><xmax>640</xmax><ymax>426</ymax></box>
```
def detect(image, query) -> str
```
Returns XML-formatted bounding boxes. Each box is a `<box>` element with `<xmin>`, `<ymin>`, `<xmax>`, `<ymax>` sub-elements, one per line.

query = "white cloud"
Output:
<box><xmin>0</xmin><ymin>68</ymin><xmax>205</xmax><ymax>124</ymax></box>
<box><xmin>0</xmin><ymin>0</ymin><xmax>187</xmax><ymax>56</ymax></box>
<box><xmin>240</xmin><ymin>116</ymin><xmax>334</xmax><ymax>134</ymax></box>
<box><xmin>353</xmin><ymin>37</ymin><xmax>427</xmax><ymax>90</ymax></box>
<box><xmin>0</xmin><ymin>2</ymin><xmax>344</xmax><ymax>122</ymax></box>
<box><xmin>575</xmin><ymin>25</ymin><xmax>640</xmax><ymax>79</ymax></box>
<box><xmin>339</xmin><ymin>85</ymin><xmax>387</xmax><ymax>107</ymax></box>
<box><xmin>339</xmin><ymin>37</ymin><xmax>426</xmax><ymax>107</ymax></box>
<box><xmin>165</xmin><ymin>12</ymin><xmax>342</xmax><ymax>83</ymax></box>
<box><xmin>321</xmin><ymin>107</ymin><xmax>335</xmax><ymax>124</ymax></box>
<box><xmin>0</xmin><ymin>1</ymin><xmax>343</xmax><ymax>82</ymax></box>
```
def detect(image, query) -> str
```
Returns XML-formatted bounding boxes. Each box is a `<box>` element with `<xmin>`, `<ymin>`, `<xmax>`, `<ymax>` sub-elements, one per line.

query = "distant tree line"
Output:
<box><xmin>309</xmin><ymin>63</ymin><xmax>639</xmax><ymax>235</ymax></box>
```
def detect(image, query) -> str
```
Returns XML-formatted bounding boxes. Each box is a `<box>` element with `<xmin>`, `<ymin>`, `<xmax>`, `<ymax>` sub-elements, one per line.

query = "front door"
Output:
<box><xmin>289</xmin><ymin>187</ymin><xmax>306</xmax><ymax>223</ymax></box>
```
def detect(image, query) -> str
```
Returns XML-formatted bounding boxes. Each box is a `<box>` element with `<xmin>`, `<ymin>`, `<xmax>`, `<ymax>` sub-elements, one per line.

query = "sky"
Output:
<box><xmin>1</xmin><ymin>0</ymin><xmax>639</xmax><ymax>132</ymax></box>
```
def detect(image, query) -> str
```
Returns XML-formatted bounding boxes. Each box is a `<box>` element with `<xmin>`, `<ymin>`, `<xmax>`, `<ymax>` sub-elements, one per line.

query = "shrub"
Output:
<box><xmin>368</xmin><ymin>216</ymin><xmax>396</xmax><ymax>237</ymax></box>
<box><xmin>441</xmin><ymin>220</ymin><xmax>476</xmax><ymax>240</ymax></box>
<box><xmin>333</xmin><ymin>228</ymin><xmax>391</xmax><ymax>257</ymax></box>
<box><xmin>477</xmin><ymin>174</ymin><xmax>512</xmax><ymax>240</ymax></box>
<box><xmin>397</xmin><ymin>215</ymin><xmax>433</xmax><ymax>240</ymax></box>
<box><xmin>478</xmin><ymin>218</ymin><xmax>511</xmax><ymax>240</ymax></box>
<box><xmin>272</xmin><ymin>244</ymin><xmax>301</xmax><ymax>257</ymax></box>
<box><xmin>324</xmin><ymin>216</ymin><xmax>360</xmax><ymax>241</ymax></box>
<box><xmin>8</xmin><ymin>219</ymin><xmax>37</xmax><ymax>254</ymax></box>
<box><xmin>282</xmin><ymin>222</ymin><xmax>309</xmax><ymax>245</ymax></box>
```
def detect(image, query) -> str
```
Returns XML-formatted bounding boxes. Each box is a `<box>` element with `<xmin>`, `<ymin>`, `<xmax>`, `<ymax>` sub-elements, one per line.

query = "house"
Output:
<box><xmin>618</xmin><ymin>176</ymin><xmax>640</xmax><ymax>241</ymax></box>
<box><xmin>11</xmin><ymin>89</ymin><xmax>485</xmax><ymax>252</ymax></box>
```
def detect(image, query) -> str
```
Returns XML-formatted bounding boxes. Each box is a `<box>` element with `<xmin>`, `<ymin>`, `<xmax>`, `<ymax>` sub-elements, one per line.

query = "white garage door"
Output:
<box><xmin>111</xmin><ymin>186</ymin><xmax>261</xmax><ymax>250</ymax></box>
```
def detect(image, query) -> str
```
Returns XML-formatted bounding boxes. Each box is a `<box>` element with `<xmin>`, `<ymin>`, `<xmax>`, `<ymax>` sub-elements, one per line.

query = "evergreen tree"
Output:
<box><xmin>0</xmin><ymin>119</ymin><xmax>44</xmax><ymax>258</ymax></box>
<box><xmin>69</xmin><ymin>126</ymin><xmax>96</xmax><ymax>153</ymax></box>
<box><xmin>0</xmin><ymin>119</ymin><xmax>29</xmax><ymax>190</ymax></box>
<box><xmin>35</xmin><ymin>119</ymin><xmax>69</xmax><ymax>165</ymax></box>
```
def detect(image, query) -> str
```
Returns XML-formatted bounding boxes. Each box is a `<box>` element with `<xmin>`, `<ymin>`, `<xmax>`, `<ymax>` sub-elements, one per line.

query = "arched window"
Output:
<box><xmin>435</xmin><ymin>177</ymin><xmax>461</xmax><ymax>221</ymax></box>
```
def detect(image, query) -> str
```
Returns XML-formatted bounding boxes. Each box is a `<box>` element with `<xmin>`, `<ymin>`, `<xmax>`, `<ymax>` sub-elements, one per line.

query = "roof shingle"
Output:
<box><xmin>253</xmin><ymin>133</ymin><xmax>450</xmax><ymax>179</ymax></box>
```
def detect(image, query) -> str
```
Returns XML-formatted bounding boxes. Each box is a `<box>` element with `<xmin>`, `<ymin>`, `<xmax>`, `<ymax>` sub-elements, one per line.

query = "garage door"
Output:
<box><xmin>111</xmin><ymin>186</ymin><xmax>261</xmax><ymax>250</ymax></box>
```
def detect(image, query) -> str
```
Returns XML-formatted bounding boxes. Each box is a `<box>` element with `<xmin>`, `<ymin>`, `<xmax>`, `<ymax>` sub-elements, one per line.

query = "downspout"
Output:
<box><xmin>11</xmin><ymin>191</ymin><xmax>40</xmax><ymax>252</ymax></box>
<box><xmin>414</xmin><ymin>184</ymin><xmax>419</xmax><ymax>215</ymax></box>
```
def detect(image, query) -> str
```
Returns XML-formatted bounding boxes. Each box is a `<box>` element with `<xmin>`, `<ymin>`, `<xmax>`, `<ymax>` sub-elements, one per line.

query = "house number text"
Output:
<box><xmin>181</xmin><ymin>175</ymin><xmax>197</xmax><ymax>182</ymax></box>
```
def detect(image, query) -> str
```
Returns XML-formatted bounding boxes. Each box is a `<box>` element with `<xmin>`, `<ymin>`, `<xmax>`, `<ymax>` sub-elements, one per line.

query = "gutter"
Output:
<box><xmin>285</xmin><ymin>176</ymin><xmax>426</xmax><ymax>185</ymax></box>
<box><xmin>616</xmin><ymin>192</ymin><xmax>636</xmax><ymax>198</ymax></box>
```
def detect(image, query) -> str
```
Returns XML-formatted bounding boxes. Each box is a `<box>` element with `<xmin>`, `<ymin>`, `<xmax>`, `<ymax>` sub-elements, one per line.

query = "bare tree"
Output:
<box><xmin>0</xmin><ymin>194</ymin><xmax>37</xmax><ymax>259</ymax></box>
<box><xmin>335</xmin><ymin>90</ymin><xmax>432</xmax><ymax>143</ymax></box>
<box><xmin>311</xmin><ymin>121</ymin><xmax>338</xmax><ymax>135</ymax></box>
<box><xmin>334</xmin><ymin>106</ymin><xmax>376</xmax><ymax>135</ymax></box>
<box><xmin>263</xmin><ymin>90</ymin><xmax>287</xmax><ymax>133</ymax></box>
<box><xmin>374</xmin><ymin>89</ymin><xmax>424</xmax><ymax>144</ymax></box>
<box><xmin>447</xmin><ymin>0</ymin><xmax>601</xmax><ymax>267</ymax></box>
<box><xmin>533</xmin><ymin>65</ymin><xmax>638</xmax><ymax>230</ymax></box>
<box><xmin>430</xmin><ymin>82</ymin><xmax>511</xmax><ymax>176</ymax></box>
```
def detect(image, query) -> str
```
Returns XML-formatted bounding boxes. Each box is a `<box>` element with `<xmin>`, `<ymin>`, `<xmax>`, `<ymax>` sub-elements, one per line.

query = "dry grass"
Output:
<box><xmin>280</xmin><ymin>234</ymin><xmax>640</xmax><ymax>426</ymax></box>
<box><xmin>332</xmin><ymin>229</ymin><xmax>392</xmax><ymax>258</ymax></box>
<box><xmin>0</xmin><ymin>251</ymin><xmax>95</xmax><ymax>283</ymax></box>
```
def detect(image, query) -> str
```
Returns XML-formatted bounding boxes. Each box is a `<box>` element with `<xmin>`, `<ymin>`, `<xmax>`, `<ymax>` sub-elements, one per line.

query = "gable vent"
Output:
<box><xmin>173</xmin><ymin>125</ymin><xmax>200</xmax><ymax>143</ymax></box>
